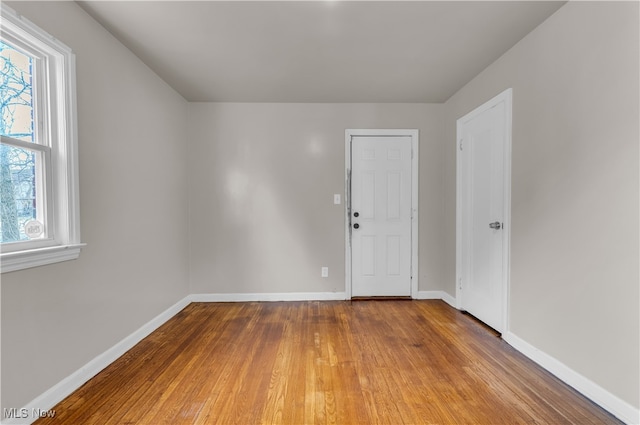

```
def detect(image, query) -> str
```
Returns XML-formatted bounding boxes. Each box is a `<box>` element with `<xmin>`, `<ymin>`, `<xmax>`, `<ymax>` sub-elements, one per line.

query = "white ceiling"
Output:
<box><xmin>78</xmin><ymin>1</ymin><xmax>565</xmax><ymax>103</ymax></box>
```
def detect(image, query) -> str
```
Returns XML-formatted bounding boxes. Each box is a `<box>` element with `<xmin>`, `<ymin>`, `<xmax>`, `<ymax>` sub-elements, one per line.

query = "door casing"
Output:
<box><xmin>345</xmin><ymin>129</ymin><xmax>419</xmax><ymax>299</ymax></box>
<box><xmin>456</xmin><ymin>88</ymin><xmax>512</xmax><ymax>333</ymax></box>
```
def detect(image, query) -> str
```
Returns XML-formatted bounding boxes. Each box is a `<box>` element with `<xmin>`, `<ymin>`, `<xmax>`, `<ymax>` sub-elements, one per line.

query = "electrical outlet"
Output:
<box><xmin>321</xmin><ymin>267</ymin><xmax>329</xmax><ymax>278</ymax></box>
<box><xmin>333</xmin><ymin>194</ymin><xmax>341</xmax><ymax>204</ymax></box>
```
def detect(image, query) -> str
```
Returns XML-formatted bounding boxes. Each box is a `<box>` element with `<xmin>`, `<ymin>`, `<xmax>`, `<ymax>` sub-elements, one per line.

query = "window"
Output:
<box><xmin>1</xmin><ymin>4</ymin><xmax>83</xmax><ymax>273</ymax></box>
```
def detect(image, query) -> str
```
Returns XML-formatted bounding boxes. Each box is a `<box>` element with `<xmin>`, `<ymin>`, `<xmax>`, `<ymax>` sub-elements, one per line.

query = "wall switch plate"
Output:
<box><xmin>333</xmin><ymin>194</ymin><xmax>341</xmax><ymax>205</ymax></box>
<box><xmin>321</xmin><ymin>267</ymin><xmax>329</xmax><ymax>278</ymax></box>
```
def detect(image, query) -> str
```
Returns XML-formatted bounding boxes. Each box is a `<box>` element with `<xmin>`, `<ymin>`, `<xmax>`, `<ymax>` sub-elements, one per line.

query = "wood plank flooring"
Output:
<box><xmin>36</xmin><ymin>300</ymin><xmax>622</xmax><ymax>424</ymax></box>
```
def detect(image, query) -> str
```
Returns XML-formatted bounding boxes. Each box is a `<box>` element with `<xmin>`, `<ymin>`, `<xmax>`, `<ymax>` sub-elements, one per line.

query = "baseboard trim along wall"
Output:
<box><xmin>5</xmin><ymin>291</ymin><xmax>637</xmax><ymax>425</ymax></box>
<box><xmin>503</xmin><ymin>332</ymin><xmax>640</xmax><ymax>425</ymax></box>
<box><xmin>1</xmin><ymin>295</ymin><xmax>193</xmax><ymax>425</ymax></box>
<box><xmin>415</xmin><ymin>290</ymin><xmax>457</xmax><ymax>308</ymax></box>
<box><xmin>190</xmin><ymin>292</ymin><xmax>349</xmax><ymax>302</ymax></box>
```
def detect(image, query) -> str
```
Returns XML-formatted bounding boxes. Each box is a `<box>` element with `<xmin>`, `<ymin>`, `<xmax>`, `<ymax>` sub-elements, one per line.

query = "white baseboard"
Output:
<box><xmin>1</xmin><ymin>295</ymin><xmax>192</xmax><ymax>425</ymax></box>
<box><xmin>503</xmin><ymin>332</ymin><xmax>640</xmax><ymax>425</ymax></box>
<box><xmin>192</xmin><ymin>291</ymin><xmax>457</xmax><ymax>304</ymax></box>
<box><xmin>415</xmin><ymin>290</ymin><xmax>457</xmax><ymax>308</ymax></box>
<box><xmin>190</xmin><ymin>291</ymin><xmax>348</xmax><ymax>302</ymax></box>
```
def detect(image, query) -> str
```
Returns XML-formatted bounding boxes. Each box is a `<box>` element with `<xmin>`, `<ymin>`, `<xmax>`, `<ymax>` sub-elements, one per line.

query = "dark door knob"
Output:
<box><xmin>354</xmin><ymin>212</ymin><xmax>359</xmax><ymax>217</ymax></box>
<box><xmin>353</xmin><ymin>223</ymin><xmax>360</xmax><ymax>229</ymax></box>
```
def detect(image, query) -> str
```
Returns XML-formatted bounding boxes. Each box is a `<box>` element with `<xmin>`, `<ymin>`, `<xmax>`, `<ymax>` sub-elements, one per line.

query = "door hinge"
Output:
<box><xmin>459</xmin><ymin>139</ymin><xmax>463</xmax><ymax>151</ymax></box>
<box><xmin>458</xmin><ymin>277</ymin><xmax>463</xmax><ymax>290</ymax></box>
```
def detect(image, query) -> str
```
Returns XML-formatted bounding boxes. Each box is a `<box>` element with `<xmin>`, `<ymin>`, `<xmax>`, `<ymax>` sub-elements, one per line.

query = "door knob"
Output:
<box><xmin>489</xmin><ymin>221</ymin><xmax>502</xmax><ymax>230</ymax></box>
<box><xmin>353</xmin><ymin>223</ymin><xmax>360</xmax><ymax>229</ymax></box>
<box><xmin>354</xmin><ymin>212</ymin><xmax>359</xmax><ymax>217</ymax></box>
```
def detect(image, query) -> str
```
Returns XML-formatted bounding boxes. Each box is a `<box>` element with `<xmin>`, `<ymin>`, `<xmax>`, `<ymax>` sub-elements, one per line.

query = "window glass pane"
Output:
<box><xmin>0</xmin><ymin>40</ymin><xmax>34</xmax><ymax>142</ymax></box>
<box><xmin>0</xmin><ymin>143</ymin><xmax>41</xmax><ymax>243</ymax></box>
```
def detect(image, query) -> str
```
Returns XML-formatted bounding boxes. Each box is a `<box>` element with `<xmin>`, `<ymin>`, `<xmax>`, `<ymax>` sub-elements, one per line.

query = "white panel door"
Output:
<box><xmin>351</xmin><ymin>136</ymin><xmax>412</xmax><ymax>297</ymax></box>
<box><xmin>458</xmin><ymin>90</ymin><xmax>511</xmax><ymax>332</ymax></box>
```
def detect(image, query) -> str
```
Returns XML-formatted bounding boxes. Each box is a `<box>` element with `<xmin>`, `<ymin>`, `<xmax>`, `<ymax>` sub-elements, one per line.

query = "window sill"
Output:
<box><xmin>1</xmin><ymin>243</ymin><xmax>86</xmax><ymax>273</ymax></box>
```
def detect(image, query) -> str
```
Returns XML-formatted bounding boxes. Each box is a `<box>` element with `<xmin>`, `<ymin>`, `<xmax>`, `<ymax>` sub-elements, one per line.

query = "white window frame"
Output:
<box><xmin>0</xmin><ymin>4</ymin><xmax>83</xmax><ymax>273</ymax></box>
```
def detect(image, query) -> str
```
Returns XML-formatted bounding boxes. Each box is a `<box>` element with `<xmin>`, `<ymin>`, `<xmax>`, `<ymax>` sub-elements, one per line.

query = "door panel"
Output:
<box><xmin>386</xmin><ymin>235</ymin><xmax>401</xmax><ymax>276</ymax></box>
<box><xmin>351</xmin><ymin>136</ymin><xmax>412</xmax><ymax>297</ymax></box>
<box><xmin>361</xmin><ymin>171</ymin><xmax>376</xmax><ymax>219</ymax></box>
<box><xmin>361</xmin><ymin>235</ymin><xmax>376</xmax><ymax>276</ymax></box>
<box><xmin>458</xmin><ymin>94</ymin><xmax>509</xmax><ymax>332</ymax></box>
<box><xmin>387</xmin><ymin>172</ymin><xmax>401</xmax><ymax>219</ymax></box>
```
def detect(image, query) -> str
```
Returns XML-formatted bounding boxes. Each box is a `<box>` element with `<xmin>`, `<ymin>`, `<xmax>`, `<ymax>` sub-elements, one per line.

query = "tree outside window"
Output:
<box><xmin>0</xmin><ymin>40</ymin><xmax>37</xmax><ymax>243</ymax></box>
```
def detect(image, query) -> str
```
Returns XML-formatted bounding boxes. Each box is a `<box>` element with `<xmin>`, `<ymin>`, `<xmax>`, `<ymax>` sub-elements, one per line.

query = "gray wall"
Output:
<box><xmin>187</xmin><ymin>103</ymin><xmax>446</xmax><ymax>295</ymax></box>
<box><xmin>442</xmin><ymin>1</ymin><xmax>639</xmax><ymax>408</ymax></box>
<box><xmin>1</xmin><ymin>2</ymin><xmax>190</xmax><ymax>412</ymax></box>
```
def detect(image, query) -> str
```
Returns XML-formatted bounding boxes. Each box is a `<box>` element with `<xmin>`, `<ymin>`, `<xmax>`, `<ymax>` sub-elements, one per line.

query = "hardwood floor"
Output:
<box><xmin>36</xmin><ymin>300</ymin><xmax>622</xmax><ymax>424</ymax></box>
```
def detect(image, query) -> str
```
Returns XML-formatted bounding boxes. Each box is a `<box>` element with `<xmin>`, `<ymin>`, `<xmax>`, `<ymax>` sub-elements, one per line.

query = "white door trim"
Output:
<box><xmin>456</xmin><ymin>88</ymin><xmax>512</xmax><ymax>333</ymax></box>
<box><xmin>345</xmin><ymin>129</ymin><xmax>419</xmax><ymax>299</ymax></box>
